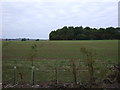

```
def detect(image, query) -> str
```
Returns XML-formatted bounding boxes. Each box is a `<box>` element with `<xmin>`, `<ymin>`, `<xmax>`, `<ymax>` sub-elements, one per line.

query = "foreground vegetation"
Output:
<box><xmin>2</xmin><ymin>40</ymin><xmax>119</xmax><ymax>88</ymax></box>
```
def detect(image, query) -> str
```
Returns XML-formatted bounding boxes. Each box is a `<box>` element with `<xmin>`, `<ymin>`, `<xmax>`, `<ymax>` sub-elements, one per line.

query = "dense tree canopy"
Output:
<box><xmin>49</xmin><ymin>26</ymin><xmax>120</xmax><ymax>40</ymax></box>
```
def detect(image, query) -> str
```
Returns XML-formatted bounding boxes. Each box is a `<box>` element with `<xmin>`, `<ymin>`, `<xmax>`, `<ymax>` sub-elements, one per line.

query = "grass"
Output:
<box><xmin>2</xmin><ymin>40</ymin><xmax>118</xmax><ymax>85</ymax></box>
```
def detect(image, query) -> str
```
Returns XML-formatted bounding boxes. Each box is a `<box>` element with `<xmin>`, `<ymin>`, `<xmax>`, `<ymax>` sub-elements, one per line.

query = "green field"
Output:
<box><xmin>2</xmin><ymin>40</ymin><xmax>119</xmax><ymax>87</ymax></box>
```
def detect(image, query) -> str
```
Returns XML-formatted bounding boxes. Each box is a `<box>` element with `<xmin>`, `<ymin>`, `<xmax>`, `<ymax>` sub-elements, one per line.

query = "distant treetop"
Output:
<box><xmin>49</xmin><ymin>26</ymin><xmax>120</xmax><ymax>40</ymax></box>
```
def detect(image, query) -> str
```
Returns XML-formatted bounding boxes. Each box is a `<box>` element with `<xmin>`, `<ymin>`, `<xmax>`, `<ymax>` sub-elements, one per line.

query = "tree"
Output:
<box><xmin>49</xmin><ymin>26</ymin><xmax>120</xmax><ymax>40</ymax></box>
<box><xmin>36</xmin><ymin>39</ymin><xmax>39</xmax><ymax>41</ymax></box>
<box><xmin>21</xmin><ymin>38</ymin><xmax>26</xmax><ymax>41</ymax></box>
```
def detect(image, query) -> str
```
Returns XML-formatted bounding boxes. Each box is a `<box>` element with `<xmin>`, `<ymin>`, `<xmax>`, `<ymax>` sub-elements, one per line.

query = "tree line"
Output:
<box><xmin>49</xmin><ymin>26</ymin><xmax>120</xmax><ymax>40</ymax></box>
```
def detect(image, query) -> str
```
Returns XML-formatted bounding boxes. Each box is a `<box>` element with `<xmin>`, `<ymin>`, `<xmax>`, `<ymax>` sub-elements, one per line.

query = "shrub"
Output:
<box><xmin>80</xmin><ymin>47</ymin><xmax>97</xmax><ymax>87</ymax></box>
<box><xmin>36</xmin><ymin>39</ymin><xmax>39</xmax><ymax>41</ymax></box>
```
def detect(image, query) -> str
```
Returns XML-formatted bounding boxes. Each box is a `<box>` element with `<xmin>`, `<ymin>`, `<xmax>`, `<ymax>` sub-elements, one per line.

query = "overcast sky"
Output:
<box><xmin>1</xmin><ymin>0</ymin><xmax>119</xmax><ymax>39</ymax></box>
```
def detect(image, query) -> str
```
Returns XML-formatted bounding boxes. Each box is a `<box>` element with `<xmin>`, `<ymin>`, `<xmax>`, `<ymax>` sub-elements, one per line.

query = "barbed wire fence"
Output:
<box><xmin>3</xmin><ymin>58</ymin><xmax>118</xmax><ymax>88</ymax></box>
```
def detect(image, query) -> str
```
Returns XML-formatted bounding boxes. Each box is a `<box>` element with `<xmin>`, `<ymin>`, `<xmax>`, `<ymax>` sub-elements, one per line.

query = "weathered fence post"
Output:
<box><xmin>55</xmin><ymin>67</ymin><xmax>58</xmax><ymax>85</ymax></box>
<box><xmin>13</xmin><ymin>66</ymin><xmax>16</xmax><ymax>85</ymax></box>
<box><xmin>72</xmin><ymin>61</ymin><xmax>77</xmax><ymax>85</ymax></box>
<box><xmin>70</xmin><ymin>59</ymin><xmax>77</xmax><ymax>86</ymax></box>
<box><xmin>32</xmin><ymin>66</ymin><xmax>35</xmax><ymax>85</ymax></box>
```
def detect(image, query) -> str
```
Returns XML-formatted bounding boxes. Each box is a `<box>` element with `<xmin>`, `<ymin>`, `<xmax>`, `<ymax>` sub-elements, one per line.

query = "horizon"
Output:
<box><xmin>1</xmin><ymin>26</ymin><xmax>120</xmax><ymax>40</ymax></box>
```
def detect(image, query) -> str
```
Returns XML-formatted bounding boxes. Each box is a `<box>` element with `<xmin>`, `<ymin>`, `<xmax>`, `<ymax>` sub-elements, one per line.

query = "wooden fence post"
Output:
<box><xmin>13</xmin><ymin>66</ymin><xmax>16</xmax><ymax>85</ymax></box>
<box><xmin>55</xmin><ymin>67</ymin><xmax>58</xmax><ymax>85</ymax></box>
<box><xmin>32</xmin><ymin>66</ymin><xmax>35</xmax><ymax>85</ymax></box>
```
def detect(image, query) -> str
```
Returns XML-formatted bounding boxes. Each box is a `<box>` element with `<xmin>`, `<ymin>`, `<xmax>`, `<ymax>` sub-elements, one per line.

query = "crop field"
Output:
<box><xmin>2</xmin><ymin>40</ymin><xmax>119</xmax><ymax>88</ymax></box>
